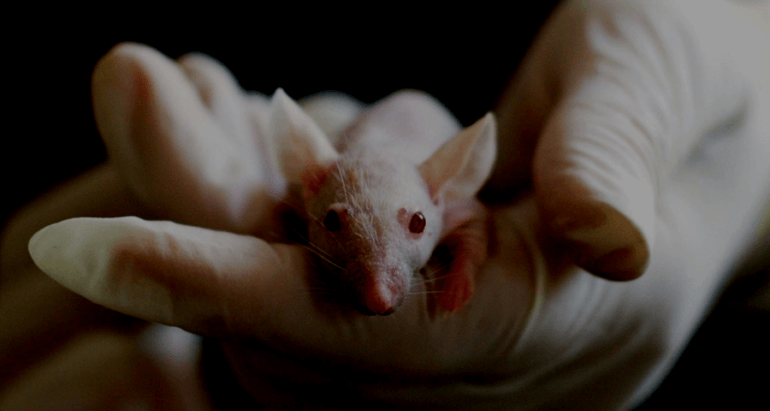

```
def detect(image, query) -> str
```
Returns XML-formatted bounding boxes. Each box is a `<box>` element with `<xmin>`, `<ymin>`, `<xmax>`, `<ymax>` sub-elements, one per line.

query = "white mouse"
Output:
<box><xmin>271</xmin><ymin>89</ymin><xmax>496</xmax><ymax>315</ymax></box>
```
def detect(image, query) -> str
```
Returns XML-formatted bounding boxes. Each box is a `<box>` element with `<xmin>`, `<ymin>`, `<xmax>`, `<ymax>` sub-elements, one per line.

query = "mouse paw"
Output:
<box><xmin>436</xmin><ymin>269</ymin><xmax>474</xmax><ymax>312</ymax></box>
<box><xmin>430</xmin><ymin>201</ymin><xmax>488</xmax><ymax>313</ymax></box>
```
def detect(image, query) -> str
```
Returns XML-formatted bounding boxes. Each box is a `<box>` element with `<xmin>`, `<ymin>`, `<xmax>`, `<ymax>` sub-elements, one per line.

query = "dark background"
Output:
<box><xmin>4</xmin><ymin>4</ymin><xmax>768</xmax><ymax>409</ymax></box>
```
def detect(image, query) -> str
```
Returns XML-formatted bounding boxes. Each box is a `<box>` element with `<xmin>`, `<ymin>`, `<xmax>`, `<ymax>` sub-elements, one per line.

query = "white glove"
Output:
<box><xmin>24</xmin><ymin>0</ymin><xmax>770</xmax><ymax>409</ymax></box>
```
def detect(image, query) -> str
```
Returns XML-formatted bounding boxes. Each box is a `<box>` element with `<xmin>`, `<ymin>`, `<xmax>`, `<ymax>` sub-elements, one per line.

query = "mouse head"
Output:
<box><xmin>271</xmin><ymin>89</ymin><xmax>496</xmax><ymax>315</ymax></box>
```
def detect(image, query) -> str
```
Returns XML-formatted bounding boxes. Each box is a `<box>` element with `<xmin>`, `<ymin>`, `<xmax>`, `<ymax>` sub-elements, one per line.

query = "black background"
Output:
<box><xmin>4</xmin><ymin>4</ymin><xmax>767</xmax><ymax>409</ymax></box>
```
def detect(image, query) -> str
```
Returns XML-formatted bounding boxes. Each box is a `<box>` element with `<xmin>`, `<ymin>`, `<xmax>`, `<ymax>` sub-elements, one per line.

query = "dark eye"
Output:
<box><xmin>409</xmin><ymin>212</ymin><xmax>426</xmax><ymax>234</ymax></box>
<box><xmin>323</xmin><ymin>209</ymin><xmax>342</xmax><ymax>232</ymax></box>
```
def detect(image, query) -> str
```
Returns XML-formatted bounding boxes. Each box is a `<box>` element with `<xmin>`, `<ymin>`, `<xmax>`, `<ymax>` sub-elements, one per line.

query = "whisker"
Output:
<box><xmin>304</xmin><ymin>210</ymin><xmax>323</xmax><ymax>226</ymax></box>
<box><xmin>414</xmin><ymin>263</ymin><xmax>454</xmax><ymax>285</ymax></box>
<box><xmin>292</xmin><ymin>231</ymin><xmax>332</xmax><ymax>258</ymax></box>
<box><xmin>427</xmin><ymin>262</ymin><xmax>452</xmax><ymax>276</ymax></box>
<box><xmin>266</xmin><ymin>190</ymin><xmax>348</xmax><ymax>252</ymax></box>
<box><xmin>337</xmin><ymin>165</ymin><xmax>349</xmax><ymax>203</ymax></box>
<box><xmin>419</xmin><ymin>270</ymin><xmax>462</xmax><ymax>284</ymax></box>
<box><xmin>303</xmin><ymin>207</ymin><xmax>346</xmax><ymax>251</ymax></box>
<box><xmin>303</xmin><ymin>246</ymin><xmax>345</xmax><ymax>270</ymax></box>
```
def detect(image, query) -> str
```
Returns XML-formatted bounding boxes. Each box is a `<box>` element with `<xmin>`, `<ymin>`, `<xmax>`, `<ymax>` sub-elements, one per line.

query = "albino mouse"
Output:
<box><xmin>271</xmin><ymin>89</ymin><xmax>496</xmax><ymax>315</ymax></box>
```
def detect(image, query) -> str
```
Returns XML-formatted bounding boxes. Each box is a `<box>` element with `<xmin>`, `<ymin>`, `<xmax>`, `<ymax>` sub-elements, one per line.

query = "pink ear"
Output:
<box><xmin>270</xmin><ymin>88</ymin><xmax>339</xmax><ymax>185</ymax></box>
<box><xmin>419</xmin><ymin>113</ymin><xmax>497</xmax><ymax>202</ymax></box>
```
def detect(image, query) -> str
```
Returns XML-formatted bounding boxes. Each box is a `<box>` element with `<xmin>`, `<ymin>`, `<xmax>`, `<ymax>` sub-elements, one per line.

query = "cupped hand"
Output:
<box><xmin>24</xmin><ymin>1</ymin><xmax>770</xmax><ymax>410</ymax></box>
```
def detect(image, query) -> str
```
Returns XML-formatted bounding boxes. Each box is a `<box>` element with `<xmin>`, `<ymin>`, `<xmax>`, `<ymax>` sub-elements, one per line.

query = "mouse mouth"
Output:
<box><xmin>356</xmin><ymin>305</ymin><xmax>396</xmax><ymax>316</ymax></box>
<box><xmin>354</xmin><ymin>293</ymin><xmax>404</xmax><ymax>316</ymax></box>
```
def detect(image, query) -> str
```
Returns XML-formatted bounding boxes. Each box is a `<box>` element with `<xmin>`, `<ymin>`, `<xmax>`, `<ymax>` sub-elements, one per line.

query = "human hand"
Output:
<box><xmin>485</xmin><ymin>0</ymin><xmax>770</xmax><ymax>280</ymax></box>
<box><xmin>24</xmin><ymin>1</ymin><xmax>770</xmax><ymax>410</ymax></box>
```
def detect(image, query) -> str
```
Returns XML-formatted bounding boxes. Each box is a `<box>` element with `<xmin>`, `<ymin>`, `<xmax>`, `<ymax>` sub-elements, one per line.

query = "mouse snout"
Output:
<box><xmin>352</xmin><ymin>265</ymin><xmax>406</xmax><ymax>316</ymax></box>
<box><xmin>359</xmin><ymin>280</ymin><xmax>403</xmax><ymax>315</ymax></box>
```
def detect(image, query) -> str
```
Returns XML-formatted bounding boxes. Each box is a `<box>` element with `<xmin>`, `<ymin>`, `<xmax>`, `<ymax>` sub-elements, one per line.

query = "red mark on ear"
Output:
<box><xmin>302</xmin><ymin>164</ymin><xmax>331</xmax><ymax>200</ymax></box>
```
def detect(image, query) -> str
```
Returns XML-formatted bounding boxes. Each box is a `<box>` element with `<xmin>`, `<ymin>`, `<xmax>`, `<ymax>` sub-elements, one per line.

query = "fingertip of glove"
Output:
<box><xmin>581</xmin><ymin>243</ymin><xmax>648</xmax><ymax>281</ymax></box>
<box><xmin>27</xmin><ymin>224</ymin><xmax>50</xmax><ymax>268</ymax></box>
<box><xmin>27</xmin><ymin>220</ymin><xmax>90</xmax><ymax>293</ymax></box>
<box><xmin>100</xmin><ymin>42</ymin><xmax>159</xmax><ymax>63</ymax></box>
<box><xmin>546</xmin><ymin>201</ymin><xmax>650</xmax><ymax>281</ymax></box>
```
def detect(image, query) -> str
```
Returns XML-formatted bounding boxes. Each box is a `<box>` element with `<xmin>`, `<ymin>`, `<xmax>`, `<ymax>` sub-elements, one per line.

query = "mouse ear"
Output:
<box><xmin>419</xmin><ymin>112</ymin><xmax>497</xmax><ymax>202</ymax></box>
<box><xmin>270</xmin><ymin>88</ymin><xmax>339</xmax><ymax>186</ymax></box>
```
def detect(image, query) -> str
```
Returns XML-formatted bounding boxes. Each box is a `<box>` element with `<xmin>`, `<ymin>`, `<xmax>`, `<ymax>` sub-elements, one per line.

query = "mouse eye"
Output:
<box><xmin>324</xmin><ymin>209</ymin><xmax>342</xmax><ymax>232</ymax></box>
<box><xmin>409</xmin><ymin>212</ymin><xmax>426</xmax><ymax>234</ymax></box>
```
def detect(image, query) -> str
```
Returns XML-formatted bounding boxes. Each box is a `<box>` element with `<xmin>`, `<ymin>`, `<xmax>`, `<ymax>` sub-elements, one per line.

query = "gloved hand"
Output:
<box><xmin>22</xmin><ymin>0</ymin><xmax>770</xmax><ymax>410</ymax></box>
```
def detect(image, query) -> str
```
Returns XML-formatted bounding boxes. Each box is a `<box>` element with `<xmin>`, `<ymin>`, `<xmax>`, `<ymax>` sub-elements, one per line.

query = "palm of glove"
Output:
<box><xmin>27</xmin><ymin>1</ymin><xmax>770</xmax><ymax>410</ymax></box>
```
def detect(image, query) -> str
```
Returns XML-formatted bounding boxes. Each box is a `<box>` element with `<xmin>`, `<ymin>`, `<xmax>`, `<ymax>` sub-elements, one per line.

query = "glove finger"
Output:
<box><xmin>28</xmin><ymin>216</ymin><xmax>308</xmax><ymax>338</ymax></box>
<box><xmin>533</xmin><ymin>0</ymin><xmax>756</xmax><ymax>280</ymax></box>
<box><xmin>27</xmin><ymin>214</ymin><xmax>539</xmax><ymax>372</ymax></box>
<box><xmin>176</xmin><ymin>53</ymin><xmax>291</xmax><ymax>235</ymax></box>
<box><xmin>177</xmin><ymin>52</ymin><xmax>260</xmax><ymax>151</ymax></box>
<box><xmin>298</xmin><ymin>92</ymin><xmax>366</xmax><ymax>139</ymax></box>
<box><xmin>91</xmin><ymin>43</ymin><xmax>284</xmax><ymax>236</ymax></box>
<box><xmin>482</xmin><ymin>0</ymin><xmax>579</xmax><ymax>200</ymax></box>
<box><xmin>1</xmin><ymin>165</ymin><xmax>144</xmax><ymax>278</ymax></box>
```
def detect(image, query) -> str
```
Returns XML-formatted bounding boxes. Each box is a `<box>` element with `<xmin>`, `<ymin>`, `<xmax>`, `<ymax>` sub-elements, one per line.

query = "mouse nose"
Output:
<box><xmin>360</xmin><ymin>280</ymin><xmax>403</xmax><ymax>316</ymax></box>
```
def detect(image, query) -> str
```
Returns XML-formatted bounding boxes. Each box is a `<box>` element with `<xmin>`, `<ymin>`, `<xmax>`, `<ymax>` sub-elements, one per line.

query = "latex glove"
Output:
<box><xmin>26</xmin><ymin>1</ymin><xmax>770</xmax><ymax>410</ymax></box>
<box><xmin>486</xmin><ymin>0</ymin><xmax>770</xmax><ymax>281</ymax></box>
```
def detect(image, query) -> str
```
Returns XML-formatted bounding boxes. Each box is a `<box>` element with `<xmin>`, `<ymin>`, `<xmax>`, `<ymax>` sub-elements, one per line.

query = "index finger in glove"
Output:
<box><xmin>28</xmin><ymin>216</ymin><xmax>307</xmax><ymax>339</ymax></box>
<box><xmin>27</xmin><ymin>214</ymin><xmax>539</xmax><ymax>374</ymax></box>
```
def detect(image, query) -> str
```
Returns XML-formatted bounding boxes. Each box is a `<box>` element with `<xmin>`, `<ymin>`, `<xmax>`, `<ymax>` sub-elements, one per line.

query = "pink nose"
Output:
<box><xmin>363</xmin><ymin>281</ymin><xmax>396</xmax><ymax>315</ymax></box>
<box><xmin>360</xmin><ymin>281</ymin><xmax>403</xmax><ymax>316</ymax></box>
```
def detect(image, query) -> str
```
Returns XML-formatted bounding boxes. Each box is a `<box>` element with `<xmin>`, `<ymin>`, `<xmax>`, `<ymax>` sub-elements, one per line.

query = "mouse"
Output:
<box><xmin>270</xmin><ymin>89</ymin><xmax>496</xmax><ymax>316</ymax></box>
